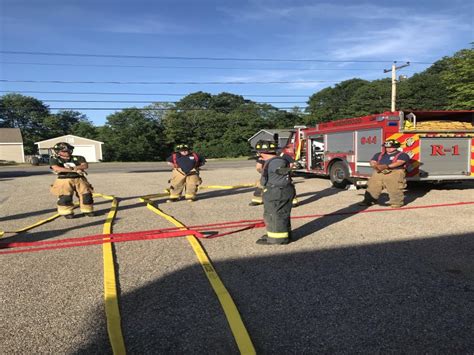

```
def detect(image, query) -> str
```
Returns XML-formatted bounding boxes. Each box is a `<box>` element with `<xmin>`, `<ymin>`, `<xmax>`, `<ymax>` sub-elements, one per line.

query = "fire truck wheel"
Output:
<box><xmin>329</xmin><ymin>161</ymin><xmax>350</xmax><ymax>189</ymax></box>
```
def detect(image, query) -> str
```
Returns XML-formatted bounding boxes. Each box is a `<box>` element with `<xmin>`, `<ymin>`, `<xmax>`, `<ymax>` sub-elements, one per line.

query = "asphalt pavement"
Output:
<box><xmin>1</xmin><ymin>161</ymin><xmax>473</xmax><ymax>353</ymax></box>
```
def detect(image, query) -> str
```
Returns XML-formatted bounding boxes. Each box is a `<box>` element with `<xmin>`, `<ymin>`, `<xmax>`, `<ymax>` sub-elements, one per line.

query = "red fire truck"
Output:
<box><xmin>282</xmin><ymin>110</ymin><xmax>474</xmax><ymax>188</ymax></box>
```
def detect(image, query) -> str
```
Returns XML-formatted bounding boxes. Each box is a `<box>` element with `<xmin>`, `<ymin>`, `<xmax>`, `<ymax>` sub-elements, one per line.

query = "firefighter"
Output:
<box><xmin>250</xmin><ymin>140</ymin><xmax>299</xmax><ymax>207</ymax></box>
<box><xmin>359</xmin><ymin>139</ymin><xmax>410</xmax><ymax>208</ymax></box>
<box><xmin>49</xmin><ymin>142</ymin><xmax>94</xmax><ymax>218</ymax></box>
<box><xmin>249</xmin><ymin>140</ymin><xmax>277</xmax><ymax>206</ymax></box>
<box><xmin>256</xmin><ymin>140</ymin><xmax>296</xmax><ymax>245</ymax></box>
<box><xmin>166</xmin><ymin>144</ymin><xmax>206</xmax><ymax>202</ymax></box>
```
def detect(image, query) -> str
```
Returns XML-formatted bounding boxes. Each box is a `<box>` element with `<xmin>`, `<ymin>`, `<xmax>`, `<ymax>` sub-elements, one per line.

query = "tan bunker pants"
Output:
<box><xmin>168</xmin><ymin>169</ymin><xmax>202</xmax><ymax>201</ymax></box>
<box><xmin>50</xmin><ymin>177</ymin><xmax>94</xmax><ymax>215</ymax></box>
<box><xmin>366</xmin><ymin>169</ymin><xmax>406</xmax><ymax>206</ymax></box>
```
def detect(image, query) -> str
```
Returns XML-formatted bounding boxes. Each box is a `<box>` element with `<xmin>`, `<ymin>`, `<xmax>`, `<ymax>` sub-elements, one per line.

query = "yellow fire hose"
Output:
<box><xmin>139</xmin><ymin>184</ymin><xmax>256</xmax><ymax>355</ymax></box>
<box><xmin>0</xmin><ymin>203</ymin><xmax>79</xmax><ymax>238</ymax></box>
<box><xmin>94</xmin><ymin>193</ymin><xmax>126</xmax><ymax>355</ymax></box>
<box><xmin>0</xmin><ymin>194</ymin><xmax>126</xmax><ymax>355</ymax></box>
<box><xmin>199</xmin><ymin>183</ymin><xmax>255</xmax><ymax>190</ymax></box>
<box><xmin>1</xmin><ymin>184</ymin><xmax>256</xmax><ymax>354</ymax></box>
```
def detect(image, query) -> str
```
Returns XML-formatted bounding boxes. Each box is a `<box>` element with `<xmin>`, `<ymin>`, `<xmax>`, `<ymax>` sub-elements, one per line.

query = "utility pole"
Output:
<box><xmin>384</xmin><ymin>61</ymin><xmax>410</xmax><ymax>112</ymax></box>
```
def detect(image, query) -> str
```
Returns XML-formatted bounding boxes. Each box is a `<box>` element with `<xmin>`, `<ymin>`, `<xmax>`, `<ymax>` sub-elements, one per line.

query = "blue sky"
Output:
<box><xmin>1</xmin><ymin>0</ymin><xmax>472</xmax><ymax>125</ymax></box>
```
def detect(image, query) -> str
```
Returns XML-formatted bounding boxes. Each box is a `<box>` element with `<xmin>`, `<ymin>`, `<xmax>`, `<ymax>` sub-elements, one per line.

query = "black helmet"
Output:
<box><xmin>175</xmin><ymin>143</ymin><xmax>190</xmax><ymax>151</ymax></box>
<box><xmin>255</xmin><ymin>140</ymin><xmax>277</xmax><ymax>153</ymax></box>
<box><xmin>383</xmin><ymin>139</ymin><xmax>401</xmax><ymax>148</ymax></box>
<box><xmin>53</xmin><ymin>142</ymin><xmax>74</xmax><ymax>153</ymax></box>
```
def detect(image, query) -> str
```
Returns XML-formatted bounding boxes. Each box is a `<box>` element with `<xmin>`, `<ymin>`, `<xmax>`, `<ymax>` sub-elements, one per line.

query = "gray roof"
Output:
<box><xmin>247</xmin><ymin>128</ymin><xmax>294</xmax><ymax>141</ymax></box>
<box><xmin>35</xmin><ymin>134</ymin><xmax>104</xmax><ymax>145</ymax></box>
<box><xmin>0</xmin><ymin>128</ymin><xmax>23</xmax><ymax>143</ymax></box>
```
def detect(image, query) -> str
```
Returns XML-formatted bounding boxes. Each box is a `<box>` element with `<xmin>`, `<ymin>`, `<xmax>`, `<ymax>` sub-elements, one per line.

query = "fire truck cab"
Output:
<box><xmin>282</xmin><ymin>110</ymin><xmax>474</xmax><ymax>188</ymax></box>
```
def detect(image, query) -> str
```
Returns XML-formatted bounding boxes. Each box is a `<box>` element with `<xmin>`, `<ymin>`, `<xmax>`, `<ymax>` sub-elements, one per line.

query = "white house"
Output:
<box><xmin>248</xmin><ymin>129</ymin><xmax>294</xmax><ymax>149</ymax></box>
<box><xmin>35</xmin><ymin>135</ymin><xmax>104</xmax><ymax>162</ymax></box>
<box><xmin>0</xmin><ymin>128</ymin><xmax>25</xmax><ymax>163</ymax></box>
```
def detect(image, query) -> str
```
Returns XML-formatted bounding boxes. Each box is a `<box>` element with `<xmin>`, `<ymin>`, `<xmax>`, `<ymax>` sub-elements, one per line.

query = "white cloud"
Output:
<box><xmin>102</xmin><ymin>19</ymin><xmax>177</xmax><ymax>34</ymax></box>
<box><xmin>215</xmin><ymin>69</ymin><xmax>357</xmax><ymax>90</ymax></box>
<box><xmin>330</xmin><ymin>15</ymin><xmax>471</xmax><ymax>60</ymax></box>
<box><xmin>218</xmin><ymin>3</ymin><xmax>407</xmax><ymax>22</ymax></box>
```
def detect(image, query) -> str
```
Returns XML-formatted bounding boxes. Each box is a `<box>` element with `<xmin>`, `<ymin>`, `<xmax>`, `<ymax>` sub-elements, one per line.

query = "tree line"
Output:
<box><xmin>305</xmin><ymin>48</ymin><xmax>473</xmax><ymax>124</ymax></box>
<box><xmin>0</xmin><ymin>48</ymin><xmax>472</xmax><ymax>161</ymax></box>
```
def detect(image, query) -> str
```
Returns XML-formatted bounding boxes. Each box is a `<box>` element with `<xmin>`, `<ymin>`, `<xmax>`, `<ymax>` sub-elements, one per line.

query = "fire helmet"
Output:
<box><xmin>53</xmin><ymin>142</ymin><xmax>74</xmax><ymax>154</ymax></box>
<box><xmin>383</xmin><ymin>139</ymin><xmax>401</xmax><ymax>148</ymax></box>
<box><xmin>255</xmin><ymin>140</ymin><xmax>277</xmax><ymax>153</ymax></box>
<box><xmin>175</xmin><ymin>143</ymin><xmax>190</xmax><ymax>151</ymax></box>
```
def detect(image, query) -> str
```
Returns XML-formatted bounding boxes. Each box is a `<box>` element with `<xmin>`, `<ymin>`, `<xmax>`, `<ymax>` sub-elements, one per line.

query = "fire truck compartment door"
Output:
<box><xmin>355</xmin><ymin>129</ymin><xmax>382</xmax><ymax>174</ymax></box>
<box><xmin>420</xmin><ymin>138</ymin><xmax>471</xmax><ymax>176</ymax></box>
<box><xmin>356</xmin><ymin>129</ymin><xmax>383</xmax><ymax>161</ymax></box>
<box><xmin>326</xmin><ymin>131</ymin><xmax>354</xmax><ymax>152</ymax></box>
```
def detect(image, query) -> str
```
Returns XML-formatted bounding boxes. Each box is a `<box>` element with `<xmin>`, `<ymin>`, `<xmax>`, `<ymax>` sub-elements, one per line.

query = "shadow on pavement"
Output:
<box><xmin>195</xmin><ymin>187</ymin><xmax>255</xmax><ymax>201</ymax></box>
<box><xmin>296</xmin><ymin>186</ymin><xmax>343</xmax><ymax>207</ymax></box>
<box><xmin>293</xmin><ymin>185</ymin><xmax>435</xmax><ymax>241</ymax></box>
<box><xmin>1</xmin><ymin>217</ymin><xmax>118</xmax><ymax>243</ymax></box>
<box><xmin>0</xmin><ymin>199</ymin><xmax>112</xmax><ymax>222</ymax></box>
<box><xmin>0</xmin><ymin>170</ymin><xmax>52</xmax><ymax>178</ymax></box>
<box><xmin>126</xmin><ymin>169</ymin><xmax>171</xmax><ymax>173</ymax></box>
<box><xmin>292</xmin><ymin>201</ymin><xmax>371</xmax><ymax>241</ymax></box>
<box><xmin>73</xmin><ymin>231</ymin><xmax>474</xmax><ymax>354</ymax></box>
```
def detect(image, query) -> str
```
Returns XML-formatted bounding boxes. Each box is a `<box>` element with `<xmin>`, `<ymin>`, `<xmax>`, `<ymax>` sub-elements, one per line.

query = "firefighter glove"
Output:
<box><xmin>376</xmin><ymin>164</ymin><xmax>389</xmax><ymax>172</ymax></box>
<box><xmin>275</xmin><ymin>167</ymin><xmax>292</xmax><ymax>175</ymax></box>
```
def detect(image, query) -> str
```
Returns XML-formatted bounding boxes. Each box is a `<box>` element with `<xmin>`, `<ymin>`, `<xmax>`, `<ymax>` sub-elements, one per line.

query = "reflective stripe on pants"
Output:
<box><xmin>50</xmin><ymin>177</ymin><xmax>94</xmax><ymax>214</ymax></box>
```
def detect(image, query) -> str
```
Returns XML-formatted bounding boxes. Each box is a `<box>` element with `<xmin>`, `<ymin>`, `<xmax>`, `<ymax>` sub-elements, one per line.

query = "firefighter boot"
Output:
<box><xmin>249</xmin><ymin>187</ymin><xmax>263</xmax><ymax>206</ymax></box>
<box><xmin>358</xmin><ymin>191</ymin><xmax>377</xmax><ymax>206</ymax></box>
<box><xmin>256</xmin><ymin>235</ymin><xmax>289</xmax><ymax>245</ymax></box>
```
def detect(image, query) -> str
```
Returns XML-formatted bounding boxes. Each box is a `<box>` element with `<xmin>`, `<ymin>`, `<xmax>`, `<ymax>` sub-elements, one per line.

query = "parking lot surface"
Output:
<box><xmin>1</xmin><ymin>161</ymin><xmax>473</xmax><ymax>353</ymax></box>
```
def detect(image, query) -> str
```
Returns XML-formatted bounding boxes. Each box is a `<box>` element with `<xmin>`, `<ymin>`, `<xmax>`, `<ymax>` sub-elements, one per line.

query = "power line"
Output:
<box><xmin>48</xmin><ymin>107</ymin><xmax>306</xmax><ymax>111</ymax></box>
<box><xmin>0</xmin><ymin>79</ymin><xmax>338</xmax><ymax>85</ymax></box>
<box><xmin>0</xmin><ymin>50</ymin><xmax>433</xmax><ymax>64</ymax></box>
<box><xmin>41</xmin><ymin>99</ymin><xmax>307</xmax><ymax>104</ymax></box>
<box><xmin>0</xmin><ymin>61</ymin><xmax>388</xmax><ymax>71</ymax></box>
<box><xmin>0</xmin><ymin>90</ymin><xmax>311</xmax><ymax>97</ymax></box>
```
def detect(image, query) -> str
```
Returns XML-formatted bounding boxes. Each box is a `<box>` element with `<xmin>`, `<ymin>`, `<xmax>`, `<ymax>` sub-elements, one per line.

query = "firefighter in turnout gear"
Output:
<box><xmin>250</xmin><ymin>140</ymin><xmax>299</xmax><ymax>207</ymax></box>
<box><xmin>256</xmin><ymin>140</ymin><xmax>296</xmax><ymax>245</ymax></box>
<box><xmin>249</xmin><ymin>140</ymin><xmax>278</xmax><ymax>206</ymax></box>
<box><xmin>166</xmin><ymin>144</ymin><xmax>206</xmax><ymax>202</ymax></box>
<box><xmin>359</xmin><ymin>139</ymin><xmax>410</xmax><ymax>208</ymax></box>
<box><xmin>49</xmin><ymin>142</ymin><xmax>94</xmax><ymax>218</ymax></box>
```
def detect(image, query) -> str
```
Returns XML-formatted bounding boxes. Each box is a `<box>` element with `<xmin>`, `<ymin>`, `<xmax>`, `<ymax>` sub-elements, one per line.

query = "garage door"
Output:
<box><xmin>73</xmin><ymin>145</ymin><xmax>96</xmax><ymax>162</ymax></box>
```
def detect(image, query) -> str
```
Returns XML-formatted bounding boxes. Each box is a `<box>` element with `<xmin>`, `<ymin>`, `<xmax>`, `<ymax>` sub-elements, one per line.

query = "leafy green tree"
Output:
<box><xmin>305</xmin><ymin>48</ymin><xmax>473</xmax><ymax>122</ymax></box>
<box><xmin>71</xmin><ymin>121</ymin><xmax>99</xmax><ymax>140</ymax></box>
<box><xmin>42</xmin><ymin>110</ymin><xmax>90</xmax><ymax>138</ymax></box>
<box><xmin>441</xmin><ymin>48</ymin><xmax>474</xmax><ymax>109</ymax></box>
<box><xmin>143</xmin><ymin>102</ymin><xmax>176</xmax><ymax>123</ymax></box>
<box><xmin>0</xmin><ymin>93</ymin><xmax>50</xmax><ymax>153</ymax></box>
<box><xmin>306</xmin><ymin>79</ymin><xmax>369</xmax><ymax>123</ymax></box>
<box><xmin>398</xmin><ymin>72</ymin><xmax>449</xmax><ymax>110</ymax></box>
<box><xmin>160</xmin><ymin>92</ymin><xmax>300</xmax><ymax>158</ymax></box>
<box><xmin>175</xmin><ymin>91</ymin><xmax>212</xmax><ymax>110</ymax></box>
<box><xmin>162</xmin><ymin>110</ymin><xmax>197</xmax><ymax>148</ymax></box>
<box><xmin>209</xmin><ymin>92</ymin><xmax>247</xmax><ymax>113</ymax></box>
<box><xmin>99</xmin><ymin>108</ymin><xmax>165</xmax><ymax>161</ymax></box>
<box><xmin>348</xmin><ymin>78</ymin><xmax>392</xmax><ymax>115</ymax></box>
